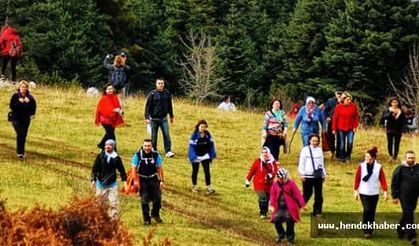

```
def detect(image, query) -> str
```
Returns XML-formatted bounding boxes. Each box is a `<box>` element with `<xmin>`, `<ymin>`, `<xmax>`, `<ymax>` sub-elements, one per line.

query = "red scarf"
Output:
<box><xmin>95</xmin><ymin>94</ymin><xmax>124</xmax><ymax>128</ymax></box>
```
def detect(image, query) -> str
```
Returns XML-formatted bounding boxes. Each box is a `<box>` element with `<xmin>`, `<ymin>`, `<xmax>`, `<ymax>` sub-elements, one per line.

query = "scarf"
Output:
<box><xmin>305</xmin><ymin>105</ymin><xmax>315</xmax><ymax>121</ymax></box>
<box><xmin>260</xmin><ymin>146</ymin><xmax>275</xmax><ymax>171</ymax></box>
<box><xmin>105</xmin><ymin>150</ymin><xmax>118</xmax><ymax>163</ymax></box>
<box><xmin>362</xmin><ymin>161</ymin><xmax>375</xmax><ymax>182</ymax></box>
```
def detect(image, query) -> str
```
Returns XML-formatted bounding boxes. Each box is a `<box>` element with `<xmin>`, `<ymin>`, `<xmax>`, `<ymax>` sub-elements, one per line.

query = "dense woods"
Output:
<box><xmin>1</xmin><ymin>0</ymin><xmax>418</xmax><ymax>112</ymax></box>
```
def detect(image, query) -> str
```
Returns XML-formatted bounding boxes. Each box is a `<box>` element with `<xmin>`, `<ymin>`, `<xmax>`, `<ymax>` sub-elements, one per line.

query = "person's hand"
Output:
<box><xmin>353</xmin><ymin>128</ymin><xmax>357</xmax><ymax>132</ymax></box>
<box><xmin>145</xmin><ymin>119</ymin><xmax>150</xmax><ymax>125</ymax></box>
<box><xmin>354</xmin><ymin>190</ymin><xmax>359</xmax><ymax>200</ymax></box>
<box><xmin>383</xmin><ymin>191</ymin><xmax>389</xmax><ymax>201</ymax></box>
<box><xmin>302</xmin><ymin>206</ymin><xmax>308</xmax><ymax>211</ymax></box>
<box><xmin>170</xmin><ymin>117</ymin><xmax>174</xmax><ymax>124</ymax></box>
<box><xmin>332</xmin><ymin>131</ymin><xmax>336</xmax><ymax>135</ymax></box>
<box><xmin>113</xmin><ymin>108</ymin><xmax>121</xmax><ymax>113</ymax></box>
<box><xmin>393</xmin><ymin>198</ymin><xmax>399</xmax><ymax>205</ymax></box>
<box><xmin>24</xmin><ymin>97</ymin><xmax>30</xmax><ymax>103</ymax></box>
<box><xmin>91</xmin><ymin>181</ymin><xmax>96</xmax><ymax>189</ymax></box>
<box><xmin>30</xmin><ymin>115</ymin><xmax>35</xmax><ymax>120</ymax></box>
<box><xmin>159</xmin><ymin>181</ymin><xmax>165</xmax><ymax>189</ymax></box>
<box><xmin>269</xmin><ymin>206</ymin><xmax>274</xmax><ymax>212</ymax></box>
<box><xmin>326</xmin><ymin>117</ymin><xmax>331</xmax><ymax>123</ymax></box>
<box><xmin>106</xmin><ymin>54</ymin><xmax>113</xmax><ymax>59</ymax></box>
<box><xmin>123</xmin><ymin>181</ymin><xmax>128</xmax><ymax>191</ymax></box>
<box><xmin>300</xmin><ymin>176</ymin><xmax>306</xmax><ymax>182</ymax></box>
<box><xmin>244</xmin><ymin>179</ymin><xmax>250</xmax><ymax>188</ymax></box>
<box><xmin>292</xmin><ymin>128</ymin><xmax>297</xmax><ymax>133</ymax></box>
<box><xmin>283</xmin><ymin>129</ymin><xmax>288</xmax><ymax>138</ymax></box>
<box><xmin>18</xmin><ymin>98</ymin><xmax>24</xmax><ymax>103</ymax></box>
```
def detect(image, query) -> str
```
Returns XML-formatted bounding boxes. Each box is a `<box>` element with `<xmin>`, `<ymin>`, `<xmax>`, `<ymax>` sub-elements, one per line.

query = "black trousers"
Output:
<box><xmin>326</xmin><ymin>121</ymin><xmax>340</xmax><ymax>157</ymax></box>
<box><xmin>302</xmin><ymin>178</ymin><xmax>323</xmax><ymax>216</ymax></box>
<box><xmin>192</xmin><ymin>160</ymin><xmax>211</xmax><ymax>186</ymax></box>
<box><xmin>360</xmin><ymin>194</ymin><xmax>379</xmax><ymax>234</ymax></box>
<box><xmin>12</xmin><ymin>120</ymin><xmax>30</xmax><ymax>155</ymax></box>
<box><xmin>140</xmin><ymin>177</ymin><xmax>162</xmax><ymax>222</ymax></box>
<box><xmin>386</xmin><ymin>132</ymin><xmax>402</xmax><ymax>159</ymax></box>
<box><xmin>2</xmin><ymin>56</ymin><xmax>17</xmax><ymax>81</ymax></box>
<box><xmin>98</xmin><ymin>124</ymin><xmax>116</xmax><ymax>151</ymax></box>
<box><xmin>263</xmin><ymin>135</ymin><xmax>285</xmax><ymax>161</ymax></box>
<box><xmin>398</xmin><ymin>195</ymin><xmax>418</xmax><ymax>241</ymax></box>
<box><xmin>274</xmin><ymin>217</ymin><xmax>295</xmax><ymax>242</ymax></box>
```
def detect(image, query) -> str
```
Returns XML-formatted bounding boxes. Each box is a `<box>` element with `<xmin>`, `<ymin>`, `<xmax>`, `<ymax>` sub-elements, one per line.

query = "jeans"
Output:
<box><xmin>302</xmin><ymin>177</ymin><xmax>323</xmax><ymax>216</ymax></box>
<box><xmin>256</xmin><ymin>191</ymin><xmax>270</xmax><ymax>216</ymax></box>
<box><xmin>140</xmin><ymin>177</ymin><xmax>162</xmax><ymax>223</ymax></box>
<box><xmin>192</xmin><ymin>160</ymin><xmax>211</xmax><ymax>186</ymax></box>
<box><xmin>12</xmin><ymin>120</ymin><xmax>30</xmax><ymax>155</ymax></box>
<box><xmin>338</xmin><ymin>130</ymin><xmax>355</xmax><ymax>161</ymax></box>
<box><xmin>360</xmin><ymin>194</ymin><xmax>379</xmax><ymax>234</ymax></box>
<box><xmin>386</xmin><ymin>132</ymin><xmax>402</xmax><ymax>159</ymax></box>
<box><xmin>98</xmin><ymin>124</ymin><xmax>116</xmax><ymax>151</ymax></box>
<box><xmin>1</xmin><ymin>56</ymin><xmax>17</xmax><ymax>81</ymax></box>
<box><xmin>151</xmin><ymin>118</ymin><xmax>172</xmax><ymax>153</ymax></box>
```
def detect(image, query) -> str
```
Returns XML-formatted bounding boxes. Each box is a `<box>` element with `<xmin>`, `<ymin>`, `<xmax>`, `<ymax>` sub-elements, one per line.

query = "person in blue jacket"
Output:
<box><xmin>293</xmin><ymin>96</ymin><xmax>326</xmax><ymax>146</ymax></box>
<box><xmin>188</xmin><ymin>119</ymin><xmax>217</xmax><ymax>194</ymax></box>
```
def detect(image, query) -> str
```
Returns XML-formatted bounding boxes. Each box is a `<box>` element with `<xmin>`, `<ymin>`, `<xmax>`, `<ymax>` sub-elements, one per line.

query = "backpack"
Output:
<box><xmin>9</xmin><ymin>40</ymin><xmax>23</xmax><ymax>58</ymax></box>
<box><xmin>110</xmin><ymin>67</ymin><xmax>126</xmax><ymax>89</ymax></box>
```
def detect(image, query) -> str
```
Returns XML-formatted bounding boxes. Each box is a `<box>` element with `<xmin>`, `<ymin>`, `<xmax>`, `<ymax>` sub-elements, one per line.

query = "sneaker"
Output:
<box><xmin>152</xmin><ymin>216</ymin><xmax>163</xmax><ymax>223</ymax></box>
<box><xmin>0</xmin><ymin>74</ymin><xmax>5</xmax><ymax>81</ymax></box>
<box><xmin>364</xmin><ymin>233</ymin><xmax>372</xmax><ymax>239</ymax></box>
<box><xmin>260</xmin><ymin>214</ymin><xmax>267</xmax><ymax>219</ymax></box>
<box><xmin>192</xmin><ymin>186</ymin><xmax>198</xmax><ymax>193</ymax></box>
<box><xmin>165</xmin><ymin>151</ymin><xmax>175</xmax><ymax>157</ymax></box>
<box><xmin>206</xmin><ymin>187</ymin><xmax>215</xmax><ymax>195</ymax></box>
<box><xmin>143</xmin><ymin>220</ymin><xmax>151</xmax><ymax>226</ymax></box>
<box><xmin>275</xmin><ymin>237</ymin><xmax>284</xmax><ymax>244</ymax></box>
<box><xmin>411</xmin><ymin>239</ymin><xmax>418</xmax><ymax>246</ymax></box>
<box><xmin>17</xmin><ymin>154</ymin><xmax>25</xmax><ymax>159</ymax></box>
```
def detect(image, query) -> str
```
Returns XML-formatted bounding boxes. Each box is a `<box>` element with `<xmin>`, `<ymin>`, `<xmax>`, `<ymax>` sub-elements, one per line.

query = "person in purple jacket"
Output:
<box><xmin>269</xmin><ymin>168</ymin><xmax>307</xmax><ymax>244</ymax></box>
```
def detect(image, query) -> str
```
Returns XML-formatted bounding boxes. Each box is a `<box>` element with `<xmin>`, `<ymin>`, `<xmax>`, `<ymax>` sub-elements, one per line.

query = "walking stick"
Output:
<box><xmin>288</xmin><ymin>130</ymin><xmax>297</xmax><ymax>154</ymax></box>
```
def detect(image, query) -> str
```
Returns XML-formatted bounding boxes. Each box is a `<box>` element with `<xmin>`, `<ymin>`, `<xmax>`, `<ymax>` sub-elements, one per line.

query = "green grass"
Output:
<box><xmin>0</xmin><ymin>85</ymin><xmax>417</xmax><ymax>245</ymax></box>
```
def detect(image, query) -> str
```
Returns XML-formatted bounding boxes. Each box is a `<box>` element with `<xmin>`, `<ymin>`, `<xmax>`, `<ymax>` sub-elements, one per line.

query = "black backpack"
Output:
<box><xmin>111</xmin><ymin>67</ymin><xmax>127</xmax><ymax>89</ymax></box>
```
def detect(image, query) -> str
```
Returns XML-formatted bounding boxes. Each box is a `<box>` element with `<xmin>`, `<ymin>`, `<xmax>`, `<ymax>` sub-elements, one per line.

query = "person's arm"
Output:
<box><xmin>379</xmin><ymin>167</ymin><xmax>388</xmax><ymax>192</ymax></box>
<box><xmin>353</xmin><ymin>104</ymin><xmax>359</xmax><ymax>131</ymax></box>
<box><xmin>188</xmin><ymin>133</ymin><xmax>197</xmax><ymax>163</ymax></box>
<box><xmin>246</xmin><ymin>160</ymin><xmax>258</xmax><ymax>182</ymax></box>
<box><xmin>282</xmin><ymin>111</ymin><xmax>289</xmax><ymax>136</ymax></box>
<box><xmin>298</xmin><ymin>148</ymin><xmax>307</xmax><ymax>181</ymax></box>
<box><xmin>332</xmin><ymin>106</ymin><xmax>339</xmax><ymax>133</ymax></box>
<box><xmin>318</xmin><ymin>107</ymin><xmax>326</xmax><ymax>131</ymax></box>
<box><xmin>144</xmin><ymin>92</ymin><xmax>153</xmax><ymax>122</ymax></box>
<box><xmin>90</xmin><ymin>154</ymin><xmax>101</xmax><ymax>185</ymax></box>
<box><xmin>103</xmin><ymin>55</ymin><xmax>113</xmax><ymax>70</ymax></box>
<box><xmin>116</xmin><ymin>157</ymin><xmax>127</xmax><ymax>182</ymax></box>
<box><xmin>30</xmin><ymin>97</ymin><xmax>37</xmax><ymax>117</ymax></box>
<box><xmin>391</xmin><ymin>166</ymin><xmax>401</xmax><ymax>201</ymax></box>
<box><xmin>167</xmin><ymin>91</ymin><xmax>174</xmax><ymax>119</ymax></box>
<box><xmin>209</xmin><ymin>132</ymin><xmax>216</xmax><ymax>160</ymax></box>
<box><xmin>354</xmin><ymin>165</ymin><xmax>361</xmax><ymax>190</ymax></box>
<box><xmin>293</xmin><ymin>108</ymin><xmax>303</xmax><ymax>132</ymax></box>
<box><xmin>156</xmin><ymin>155</ymin><xmax>164</xmax><ymax>189</ymax></box>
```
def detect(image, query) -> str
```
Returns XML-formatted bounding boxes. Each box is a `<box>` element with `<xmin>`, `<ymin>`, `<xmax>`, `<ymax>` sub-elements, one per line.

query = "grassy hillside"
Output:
<box><xmin>0</xmin><ymin>85</ymin><xmax>417</xmax><ymax>245</ymax></box>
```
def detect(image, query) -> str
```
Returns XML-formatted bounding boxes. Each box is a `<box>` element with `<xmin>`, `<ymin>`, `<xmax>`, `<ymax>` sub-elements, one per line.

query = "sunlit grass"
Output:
<box><xmin>0</xmin><ymin>85</ymin><xmax>417</xmax><ymax>245</ymax></box>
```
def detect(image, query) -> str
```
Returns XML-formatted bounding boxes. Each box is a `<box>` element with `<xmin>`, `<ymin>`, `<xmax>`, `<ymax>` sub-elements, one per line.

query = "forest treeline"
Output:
<box><xmin>1</xmin><ymin>0</ymin><xmax>418</xmax><ymax>112</ymax></box>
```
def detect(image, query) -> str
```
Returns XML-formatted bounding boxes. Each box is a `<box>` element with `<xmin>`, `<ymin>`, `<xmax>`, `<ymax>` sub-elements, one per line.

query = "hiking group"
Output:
<box><xmin>4</xmin><ymin>24</ymin><xmax>418</xmax><ymax>244</ymax></box>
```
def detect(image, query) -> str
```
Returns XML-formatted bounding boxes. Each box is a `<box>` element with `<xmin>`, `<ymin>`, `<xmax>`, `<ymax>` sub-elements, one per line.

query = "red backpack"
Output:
<box><xmin>9</xmin><ymin>39</ymin><xmax>23</xmax><ymax>58</ymax></box>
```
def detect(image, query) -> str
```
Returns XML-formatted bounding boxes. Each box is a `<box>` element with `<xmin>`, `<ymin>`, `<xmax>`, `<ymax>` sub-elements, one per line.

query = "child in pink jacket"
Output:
<box><xmin>269</xmin><ymin>168</ymin><xmax>307</xmax><ymax>244</ymax></box>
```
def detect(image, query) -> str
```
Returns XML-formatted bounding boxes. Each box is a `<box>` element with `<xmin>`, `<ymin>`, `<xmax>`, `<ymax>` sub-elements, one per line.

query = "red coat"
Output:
<box><xmin>95</xmin><ymin>94</ymin><xmax>124</xmax><ymax>128</ymax></box>
<box><xmin>332</xmin><ymin>102</ymin><xmax>359</xmax><ymax>132</ymax></box>
<box><xmin>269</xmin><ymin>179</ymin><xmax>305</xmax><ymax>223</ymax></box>
<box><xmin>0</xmin><ymin>26</ymin><xmax>22</xmax><ymax>56</ymax></box>
<box><xmin>246</xmin><ymin>158</ymin><xmax>278</xmax><ymax>192</ymax></box>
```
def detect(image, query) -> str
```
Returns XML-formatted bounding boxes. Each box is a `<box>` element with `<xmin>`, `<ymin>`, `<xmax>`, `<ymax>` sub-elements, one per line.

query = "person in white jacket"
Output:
<box><xmin>353</xmin><ymin>146</ymin><xmax>388</xmax><ymax>239</ymax></box>
<box><xmin>298</xmin><ymin>134</ymin><xmax>326</xmax><ymax>216</ymax></box>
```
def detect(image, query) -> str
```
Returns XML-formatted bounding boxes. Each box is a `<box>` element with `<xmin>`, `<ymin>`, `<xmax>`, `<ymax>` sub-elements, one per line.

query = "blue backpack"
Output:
<box><xmin>111</xmin><ymin>67</ymin><xmax>127</xmax><ymax>89</ymax></box>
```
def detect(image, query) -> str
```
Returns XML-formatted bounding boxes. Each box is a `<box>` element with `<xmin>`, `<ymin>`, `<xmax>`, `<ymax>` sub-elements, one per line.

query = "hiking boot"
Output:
<box><xmin>152</xmin><ymin>216</ymin><xmax>163</xmax><ymax>223</ymax></box>
<box><xmin>206</xmin><ymin>187</ymin><xmax>215</xmax><ymax>195</ymax></box>
<box><xmin>165</xmin><ymin>151</ymin><xmax>175</xmax><ymax>158</ymax></box>
<box><xmin>143</xmin><ymin>220</ymin><xmax>151</xmax><ymax>226</ymax></box>
<box><xmin>192</xmin><ymin>186</ymin><xmax>198</xmax><ymax>193</ymax></box>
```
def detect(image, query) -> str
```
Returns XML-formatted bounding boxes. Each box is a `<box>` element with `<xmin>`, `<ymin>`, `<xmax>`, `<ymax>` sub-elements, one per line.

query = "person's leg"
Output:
<box><xmin>275</xmin><ymin>221</ymin><xmax>285</xmax><ymax>241</ymax></box>
<box><xmin>302</xmin><ymin>134</ymin><xmax>309</xmax><ymax>147</ymax></box>
<box><xmin>98</xmin><ymin>124</ymin><xmax>115</xmax><ymax>150</ymax></box>
<box><xmin>338</xmin><ymin>131</ymin><xmax>346</xmax><ymax>161</ymax></box>
<box><xmin>202</xmin><ymin>160</ymin><xmax>212</xmax><ymax>186</ymax></box>
<box><xmin>108</xmin><ymin>185</ymin><xmax>119</xmax><ymax>220</ymax></box>
<box><xmin>191</xmin><ymin>162</ymin><xmax>199</xmax><ymax>186</ymax></box>
<box><xmin>256</xmin><ymin>191</ymin><xmax>269</xmax><ymax>217</ymax></box>
<box><xmin>286</xmin><ymin>219</ymin><xmax>295</xmax><ymax>243</ymax></box>
<box><xmin>327</xmin><ymin>121</ymin><xmax>336</xmax><ymax>155</ymax></box>
<box><xmin>360</xmin><ymin>194</ymin><xmax>379</xmax><ymax>235</ymax></box>
<box><xmin>263</xmin><ymin>135</ymin><xmax>279</xmax><ymax>161</ymax></box>
<box><xmin>386</xmin><ymin>132</ymin><xmax>393</xmax><ymax>157</ymax></box>
<box><xmin>150</xmin><ymin>119</ymin><xmax>160</xmax><ymax>151</ymax></box>
<box><xmin>346</xmin><ymin>130</ymin><xmax>355</xmax><ymax>160</ymax></box>
<box><xmin>150</xmin><ymin>179</ymin><xmax>162</xmax><ymax>222</ymax></box>
<box><xmin>302</xmin><ymin>178</ymin><xmax>314</xmax><ymax>204</ymax></box>
<box><xmin>1</xmin><ymin>56</ymin><xmax>9</xmax><ymax>77</ymax></box>
<box><xmin>161</xmin><ymin>118</ymin><xmax>172</xmax><ymax>153</ymax></box>
<box><xmin>10</xmin><ymin>58</ymin><xmax>17</xmax><ymax>82</ymax></box>
<box><xmin>393</xmin><ymin>133</ymin><xmax>402</xmax><ymax>159</ymax></box>
<box><xmin>313</xmin><ymin>178</ymin><xmax>323</xmax><ymax>216</ymax></box>
<box><xmin>12</xmin><ymin>121</ymin><xmax>26</xmax><ymax>155</ymax></box>
<box><xmin>140</xmin><ymin>180</ymin><xmax>151</xmax><ymax>224</ymax></box>
<box><xmin>400</xmin><ymin>197</ymin><xmax>418</xmax><ymax>241</ymax></box>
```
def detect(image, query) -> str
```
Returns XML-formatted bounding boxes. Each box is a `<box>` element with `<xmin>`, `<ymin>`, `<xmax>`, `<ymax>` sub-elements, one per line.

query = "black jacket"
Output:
<box><xmin>380</xmin><ymin>109</ymin><xmax>406</xmax><ymax>134</ymax></box>
<box><xmin>144</xmin><ymin>89</ymin><xmax>174</xmax><ymax>119</ymax></box>
<box><xmin>9</xmin><ymin>92</ymin><xmax>36</xmax><ymax>122</ymax></box>
<box><xmin>91</xmin><ymin>152</ymin><xmax>127</xmax><ymax>187</ymax></box>
<box><xmin>391</xmin><ymin>163</ymin><xmax>419</xmax><ymax>200</ymax></box>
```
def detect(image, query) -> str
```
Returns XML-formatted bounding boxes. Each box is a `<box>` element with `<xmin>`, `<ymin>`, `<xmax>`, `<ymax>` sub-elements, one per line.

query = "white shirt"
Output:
<box><xmin>218</xmin><ymin>102</ymin><xmax>236</xmax><ymax>111</ymax></box>
<box><xmin>298</xmin><ymin>145</ymin><xmax>326</xmax><ymax>178</ymax></box>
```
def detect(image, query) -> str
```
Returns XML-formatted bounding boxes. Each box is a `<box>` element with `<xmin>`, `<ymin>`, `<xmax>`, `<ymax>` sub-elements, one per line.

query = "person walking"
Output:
<box><xmin>332</xmin><ymin>92</ymin><xmax>359</xmax><ymax>162</ymax></box>
<box><xmin>103</xmin><ymin>52</ymin><xmax>131</xmax><ymax>108</ymax></box>
<box><xmin>323</xmin><ymin>87</ymin><xmax>343</xmax><ymax>158</ymax></box>
<box><xmin>245</xmin><ymin>147</ymin><xmax>279</xmax><ymax>219</ymax></box>
<box><xmin>95</xmin><ymin>83</ymin><xmax>124</xmax><ymax>151</ymax></box>
<box><xmin>188</xmin><ymin>119</ymin><xmax>217</xmax><ymax>194</ymax></box>
<box><xmin>293</xmin><ymin>97</ymin><xmax>326</xmax><ymax>146</ymax></box>
<box><xmin>9</xmin><ymin>80</ymin><xmax>36</xmax><ymax>158</ymax></box>
<box><xmin>353</xmin><ymin>146</ymin><xmax>388</xmax><ymax>238</ymax></box>
<box><xmin>391</xmin><ymin>151</ymin><xmax>419</xmax><ymax>245</ymax></box>
<box><xmin>0</xmin><ymin>25</ymin><xmax>23</xmax><ymax>83</ymax></box>
<box><xmin>380</xmin><ymin>97</ymin><xmax>406</xmax><ymax>161</ymax></box>
<box><xmin>144</xmin><ymin>78</ymin><xmax>175</xmax><ymax>157</ymax></box>
<box><xmin>297</xmin><ymin>134</ymin><xmax>326</xmax><ymax>216</ymax></box>
<box><xmin>269</xmin><ymin>168</ymin><xmax>307</xmax><ymax>244</ymax></box>
<box><xmin>91</xmin><ymin>139</ymin><xmax>127</xmax><ymax>220</ymax></box>
<box><xmin>132</xmin><ymin>139</ymin><xmax>165</xmax><ymax>225</ymax></box>
<box><xmin>262</xmin><ymin>99</ymin><xmax>288</xmax><ymax>161</ymax></box>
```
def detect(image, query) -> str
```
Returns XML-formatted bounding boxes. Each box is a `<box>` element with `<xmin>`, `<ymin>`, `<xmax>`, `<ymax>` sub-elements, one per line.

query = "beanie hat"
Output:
<box><xmin>105</xmin><ymin>139</ymin><xmax>115</xmax><ymax>147</ymax></box>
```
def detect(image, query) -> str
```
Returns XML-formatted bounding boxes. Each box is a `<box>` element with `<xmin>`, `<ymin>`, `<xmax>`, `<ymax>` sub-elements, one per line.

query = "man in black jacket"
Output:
<box><xmin>144</xmin><ymin>78</ymin><xmax>175</xmax><ymax>157</ymax></box>
<box><xmin>91</xmin><ymin>139</ymin><xmax>127</xmax><ymax>220</ymax></box>
<box><xmin>391</xmin><ymin>151</ymin><xmax>419</xmax><ymax>245</ymax></box>
<box><xmin>323</xmin><ymin>87</ymin><xmax>343</xmax><ymax>158</ymax></box>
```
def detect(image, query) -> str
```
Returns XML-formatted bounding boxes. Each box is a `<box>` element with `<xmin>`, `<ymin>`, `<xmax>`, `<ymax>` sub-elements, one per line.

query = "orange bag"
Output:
<box><xmin>121</xmin><ymin>167</ymin><xmax>140</xmax><ymax>195</ymax></box>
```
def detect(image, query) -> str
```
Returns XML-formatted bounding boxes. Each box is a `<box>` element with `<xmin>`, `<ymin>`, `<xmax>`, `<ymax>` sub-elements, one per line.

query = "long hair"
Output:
<box><xmin>388</xmin><ymin>96</ymin><xmax>402</xmax><ymax>108</ymax></box>
<box><xmin>194</xmin><ymin>119</ymin><xmax>208</xmax><ymax>132</ymax></box>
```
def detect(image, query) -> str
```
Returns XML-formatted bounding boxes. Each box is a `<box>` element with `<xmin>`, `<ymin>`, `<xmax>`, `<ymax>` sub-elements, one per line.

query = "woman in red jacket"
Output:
<box><xmin>332</xmin><ymin>92</ymin><xmax>359</xmax><ymax>162</ymax></box>
<box><xmin>95</xmin><ymin>83</ymin><xmax>124</xmax><ymax>151</ymax></box>
<box><xmin>245</xmin><ymin>147</ymin><xmax>279</xmax><ymax>219</ymax></box>
<box><xmin>0</xmin><ymin>25</ymin><xmax>23</xmax><ymax>82</ymax></box>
